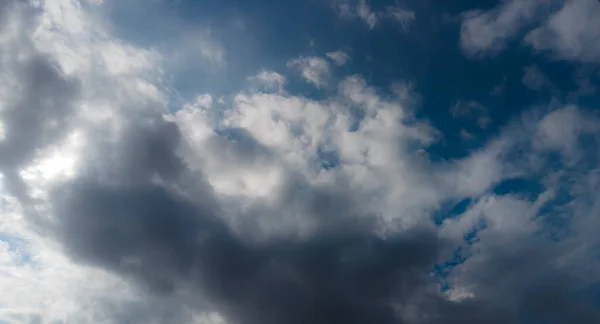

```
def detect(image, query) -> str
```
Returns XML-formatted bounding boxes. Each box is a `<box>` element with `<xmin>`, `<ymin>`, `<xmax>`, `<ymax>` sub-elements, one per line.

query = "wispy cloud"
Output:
<box><xmin>451</xmin><ymin>100</ymin><xmax>491</xmax><ymax>129</ymax></box>
<box><xmin>334</xmin><ymin>0</ymin><xmax>416</xmax><ymax>31</ymax></box>
<box><xmin>459</xmin><ymin>0</ymin><xmax>552</xmax><ymax>56</ymax></box>
<box><xmin>287</xmin><ymin>56</ymin><xmax>331</xmax><ymax>88</ymax></box>
<box><xmin>326</xmin><ymin>50</ymin><xmax>351</xmax><ymax>66</ymax></box>
<box><xmin>247</xmin><ymin>70</ymin><xmax>286</xmax><ymax>91</ymax></box>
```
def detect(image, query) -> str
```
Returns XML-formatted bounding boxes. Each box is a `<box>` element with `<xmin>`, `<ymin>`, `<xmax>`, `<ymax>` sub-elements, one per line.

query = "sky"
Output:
<box><xmin>0</xmin><ymin>0</ymin><xmax>600</xmax><ymax>323</ymax></box>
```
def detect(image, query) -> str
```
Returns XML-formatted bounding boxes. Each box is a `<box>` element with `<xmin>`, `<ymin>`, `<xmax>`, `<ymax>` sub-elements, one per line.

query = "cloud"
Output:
<box><xmin>2</xmin><ymin>1</ymin><xmax>600</xmax><ymax>324</ymax></box>
<box><xmin>356</xmin><ymin>0</ymin><xmax>378</xmax><ymax>29</ymax></box>
<box><xmin>522</xmin><ymin>64</ymin><xmax>551</xmax><ymax>91</ymax></box>
<box><xmin>326</xmin><ymin>51</ymin><xmax>351</xmax><ymax>66</ymax></box>
<box><xmin>451</xmin><ymin>100</ymin><xmax>491</xmax><ymax>129</ymax></box>
<box><xmin>525</xmin><ymin>0</ymin><xmax>600</xmax><ymax>63</ymax></box>
<box><xmin>459</xmin><ymin>0</ymin><xmax>552</xmax><ymax>56</ymax></box>
<box><xmin>287</xmin><ymin>56</ymin><xmax>331</xmax><ymax>88</ymax></box>
<box><xmin>247</xmin><ymin>70</ymin><xmax>286</xmax><ymax>91</ymax></box>
<box><xmin>334</xmin><ymin>0</ymin><xmax>416</xmax><ymax>31</ymax></box>
<box><xmin>386</xmin><ymin>7</ymin><xmax>416</xmax><ymax>32</ymax></box>
<box><xmin>460</xmin><ymin>0</ymin><xmax>600</xmax><ymax>62</ymax></box>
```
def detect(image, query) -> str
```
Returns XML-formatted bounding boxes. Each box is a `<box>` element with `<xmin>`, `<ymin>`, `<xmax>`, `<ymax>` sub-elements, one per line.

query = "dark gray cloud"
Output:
<box><xmin>53</xmin><ymin>180</ymin><xmax>446</xmax><ymax>323</ymax></box>
<box><xmin>0</xmin><ymin>0</ymin><xmax>81</xmax><ymax>214</ymax></box>
<box><xmin>0</xmin><ymin>55</ymin><xmax>79</xmax><ymax>170</ymax></box>
<box><xmin>47</xmin><ymin>112</ymin><xmax>448</xmax><ymax>324</ymax></box>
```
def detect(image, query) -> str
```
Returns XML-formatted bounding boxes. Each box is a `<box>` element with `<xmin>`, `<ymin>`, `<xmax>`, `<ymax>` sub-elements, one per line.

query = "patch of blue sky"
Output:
<box><xmin>431</xmin><ymin>246</ymin><xmax>470</xmax><ymax>292</ymax></box>
<box><xmin>0</xmin><ymin>233</ymin><xmax>32</xmax><ymax>266</ymax></box>
<box><xmin>431</xmin><ymin>197</ymin><xmax>473</xmax><ymax>226</ymax></box>
<box><xmin>492</xmin><ymin>177</ymin><xmax>545</xmax><ymax>202</ymax></box>
<box><xmin>317</xmin><ymin>145</ymin><xmax>340</xmax><ymax>171</ymax></box>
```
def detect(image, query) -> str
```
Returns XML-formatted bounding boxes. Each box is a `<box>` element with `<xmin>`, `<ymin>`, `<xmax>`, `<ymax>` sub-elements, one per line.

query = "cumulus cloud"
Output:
<box><xmin>2</xmin><ymin>1</ymin><xmax>600</xmax><ymax>324</ymax></box>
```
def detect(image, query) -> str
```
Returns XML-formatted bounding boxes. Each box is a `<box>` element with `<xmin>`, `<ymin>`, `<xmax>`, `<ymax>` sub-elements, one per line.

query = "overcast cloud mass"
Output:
<box><xmin>1</xmin><ymin>0</ymin><xmax>600</xmax><ymax>323</ymax></box>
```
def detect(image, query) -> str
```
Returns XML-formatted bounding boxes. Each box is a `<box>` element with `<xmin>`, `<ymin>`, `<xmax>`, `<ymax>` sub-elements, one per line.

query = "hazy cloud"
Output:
<box><xmin>460</xmin><ymin>0</ymin><xmax>554</xmax><ymax>56</ymax></box>
<box><xmin>326</xmin><ymin>51</ymin><xmax>351</xmax><ymax>66</ymax></box>
<box><xmin>525</xmin><ymin>0</ymin><xmax>600</xmax><ymax>63</ymax></box>
<box><xmin>287</xmin><ymin>56</ymin><xmax>331</xmax><ymax>88</ymax></box>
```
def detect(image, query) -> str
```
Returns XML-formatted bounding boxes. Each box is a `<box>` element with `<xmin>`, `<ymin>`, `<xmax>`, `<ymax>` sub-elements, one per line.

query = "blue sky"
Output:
<box><xmin>0</xmin><ymin>0</ymin><xmax>600</xmax><ymax>323</ymax></box>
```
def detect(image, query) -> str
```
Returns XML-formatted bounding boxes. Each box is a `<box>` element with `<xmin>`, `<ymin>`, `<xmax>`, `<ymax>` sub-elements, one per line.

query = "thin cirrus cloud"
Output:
<box><xmin>522</xmin><ymin>64</ymin><xmax>551</xmax><ymax>91</ymax></box>
<box><xmin>1</xmin><ymin>0</ymin><xmax>600</xmax><ymax>324</ymax></box>
<box><xmin>334</xmin><ymin>0</ymin><xmax>416</xmax><ymax>31</ymax></box>
<box><xmin>287</xmin><ymin>56</ymin><xmax>331</xmax><ymax>88</ymax></box>
<box><xmin>326</xmin><ymin>50</ymin><xmax>351</xmax><ymax>66</ymax></box>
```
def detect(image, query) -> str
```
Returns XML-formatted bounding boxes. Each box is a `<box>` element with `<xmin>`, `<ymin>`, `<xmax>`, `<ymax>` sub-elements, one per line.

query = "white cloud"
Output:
<box><xmin>194</xmin><ymin>35</ymin><xmax>227</xmax><ymax>66</ymax></box>
<box><xmin>460</xmin><ymin>0</ymin><xmax>600</xmax><ymax>62</ymax></box>
<box><xmin>190</xmin><ymin>94</ymin><xmax>213</xmax><ymax>109</ymax></box>
<box><xmin>533</xmin><ymin>106</ymin><xmax>600</xmax><ymax>163</ymax></box>
<box><xmin>247</xmin><ymin>70</ymin><xmax>286</xmax><ymax>91</ymax></box>
<box><xmin>459</xmin><ymin>0</ymin><xmax>551</xmax><ymax>56</ymax></box>
<box><xmin>525</xmin><ymin>0</ymin><xmax>600</xmax><ymax>63</ymax></box>
<box><xmin>386</xmin><ymin>7</ymin><xmax>416</xmax><ymax>32</ymax></box>
<box><xmin>522</xmin><ymin>64</ymin><xmax>550</xmax><ymax>91</ymax></box>
<box><xmin>287</xmin><ymin>56</ymin><xmax>331</xmax><ymax>89</ymax></box>
<box><xmin>356</xmin><ymin>0</ymin><xmax>378</xmax><ymax>29</ymax></box>
<box><xmin>460</xmin><ymin>128</ymin><xmax>475</xmax><ymax>141</ymax></box>
<box><xmin>326</xmin><ymin>51</ymin><xmax>351</xmax><ymax>66</ymax></box>
<box><xmin>334</xmin><ymin>0</ymin><xmax>416</xmax><ymax>31</ymax></box>
<box><xmin>451</xmin><ymin>100</ymin><xmax>491</xmax><ymax>129</ymax></box>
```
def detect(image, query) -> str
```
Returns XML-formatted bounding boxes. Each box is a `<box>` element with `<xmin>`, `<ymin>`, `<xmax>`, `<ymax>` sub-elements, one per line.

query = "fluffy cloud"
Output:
<box><xmin>1</xmin><ymin>1</ymin><xmax>600</xmax><ymax>323</ymax></box>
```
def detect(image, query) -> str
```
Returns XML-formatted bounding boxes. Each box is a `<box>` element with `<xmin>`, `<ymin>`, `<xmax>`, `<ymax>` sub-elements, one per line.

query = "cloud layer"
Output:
<box><xmin>1</xmin><ymin>1</ymin><xmax>600</xmax><ymax>324</ymax></box>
